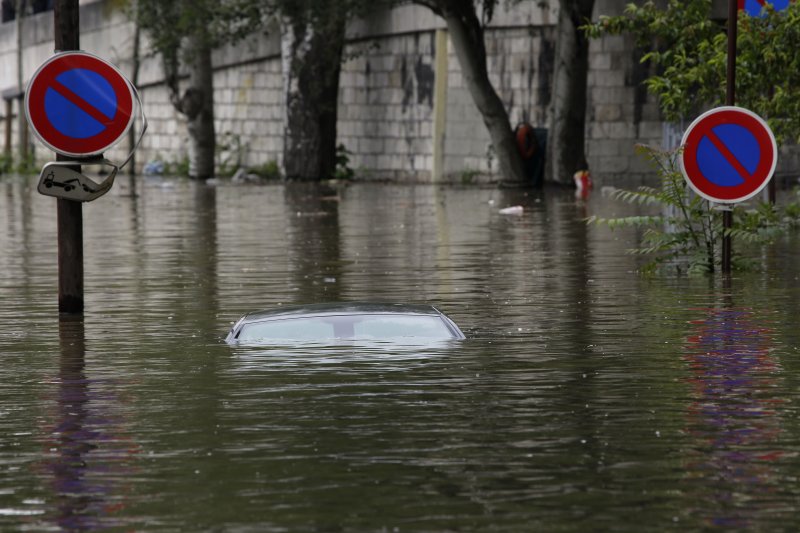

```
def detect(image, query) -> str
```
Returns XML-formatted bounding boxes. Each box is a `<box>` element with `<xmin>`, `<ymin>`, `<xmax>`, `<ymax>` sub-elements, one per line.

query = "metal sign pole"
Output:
<box><xmin>54</xmin><ymin>0</ymin><xmax>83</xmax><ymax>313</ymax></box>
<box><xmin>722</xmin><ymin>0</ymin><xmax>738</xmax><ymax>275</ymax></box>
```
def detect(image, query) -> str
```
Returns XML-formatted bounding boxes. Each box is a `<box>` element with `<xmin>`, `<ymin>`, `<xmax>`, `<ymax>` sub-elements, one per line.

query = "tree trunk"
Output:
<box><xmin>547</xmin><ymin>0</ymin><xmax>594</xmax><ymax>186</ymax></box>
<box><xmin>439</xmin><ymin>7</ymin><xmax>525</xmax><ymax>184</ymax></box>
<box><xmin>128</xmin><ymin>18</ymin><xmax>141</xmax><ymax>178</ymax></box>
<box><xmin>281</xmin><ymin>10</ymin><xmax>346</xmax><ymax>181</ymax></box>
<box><xmin>185</xmin><ymin>35</ymin><xmax>215</xmax><ymax>179</ymax></box>
<box><xmin>16</xmin><ymin>0</ymin><xmax>28</xmax><ymax>166</ymax></box>
<box><xmin>176</xmin><ymin>32</ymin><xmax>215</xmax><ymax>180</ymax></box>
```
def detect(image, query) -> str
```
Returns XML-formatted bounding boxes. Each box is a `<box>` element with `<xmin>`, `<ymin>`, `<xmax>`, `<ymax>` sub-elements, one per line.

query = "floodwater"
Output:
<box><xmin>2</xmin><ymin>176</ymin><xmax>800</xmax><ymax>531</ymax></box>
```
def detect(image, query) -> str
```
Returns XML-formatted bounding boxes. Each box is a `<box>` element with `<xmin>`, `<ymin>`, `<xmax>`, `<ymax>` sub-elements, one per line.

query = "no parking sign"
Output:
<box><xmin>739</xmin><ymin>0</ymin><xmax>790</xmax><ymax>17</ymax></box>
<box><xmin>25</xmin><ymin>51</ymin><xmax>146</xmax><ymax>202</ymax></box>
<box><xmin>25</xmin><ymin>51</ymin><xmax>135</xmax><ymax>158</ymax></box>
<box><xmin>679</xmin><ymin>106</ymin><xmax>777</xmax><ymax>204</ymax></box>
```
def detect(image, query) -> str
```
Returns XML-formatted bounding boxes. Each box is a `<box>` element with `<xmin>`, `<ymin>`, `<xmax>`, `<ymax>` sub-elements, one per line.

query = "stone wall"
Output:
<box><xmin>586</xmin><ymin>32</ymin><xmax>664</xmax><ymax>181</ymax></box>
<box><xmin>11</xmin><ymin>0</ymin><xmax>791</xmax><ymax>185</ymax></box>
<box><xmin>338</xmin><ymin>31</ymin><xmax>438</xmax><ymax>181</ymax></box>
<box><xmin>444</xmin><ymin>25</ymin><xmax>557</xmax><ymax>181</ymax></box>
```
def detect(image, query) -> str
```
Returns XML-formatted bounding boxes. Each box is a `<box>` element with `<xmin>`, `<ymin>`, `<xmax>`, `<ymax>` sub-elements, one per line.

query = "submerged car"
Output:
<box><xmin>225</xmin><ymin>302</ymin><xmax>465</xmax><ymax>344</ymax></box>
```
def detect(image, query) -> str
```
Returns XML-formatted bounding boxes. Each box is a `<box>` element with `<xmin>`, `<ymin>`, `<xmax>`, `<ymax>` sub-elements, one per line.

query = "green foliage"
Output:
<box><xmin>588</xmin><ymin>144</ymin><xmax>800</xmax><ymax>274</ymax></box>
<box><xmin>0</xmin><ymin>153</ymin><xmax>12</xmax><ymax>174</ymax></box>
<box><xmin>132</xmin><ymin>0</ymin><xmax>396</xmax><ymax>80</ymax></box>
<box><xmin>269</xmin><ymin>0</ymin><xmax>391</xmax><ymax>21</ymax></box>
<box><xmin>334</xmin><ymin>143</ymin><xmax>355</xmax><ymax>181</ymax></box>
<box><xmin>134</xmin><ymin>0</ymin><xmax>263</xmax><ymax>59</ymax></box>
<box><xmin>412</xmin><ymin>0</ymin><xmax>499</xmax><ymax>24</ymax></box>
<box><xmin>584</xmin><ymin>2</ymin><xmax>800</xmax><ymax>273</ymax></box>
<box><xmin>168</xmin><ymin>156</ymin><xmax>190</xmax><ymax>176</ymax></box>
<box><xmin>0</xmin><ymin>152</ymin><xmax>36</xmax><ymax>175</ymax></box>
<box><xmin>132</xmin><ymin>0</ymin><xmax>266</xmax><ymax>103</ymax></box>
<box><xmin>460</xmin><ymin>168</ymin><xmax>481</xmax><ymax>185</ymax></box>
<box><xmin>250</xmin><ymin>160</ymin><xmax>282</xmax><ymax>180</ymax></box>
<box><xmin>14</xmin><ymin>153</ymin><xmax>37</xmax><ymax>175</ymax></box>
<box><xmin>585</xmin><ymin>0</ymin><xmax>800</xmax><ymax>143</ymax></box>
<box><xmin>216</xmin><ymin>132</ymin><xmax>248</xmax><ymax>177</ymax></box>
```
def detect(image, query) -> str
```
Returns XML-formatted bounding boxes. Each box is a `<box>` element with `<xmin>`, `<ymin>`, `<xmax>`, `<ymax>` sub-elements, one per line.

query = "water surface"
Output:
<box><xmin>2</xmin><ymin>177</ymin><xmax>800</xmax><ymax>530</ymax></box>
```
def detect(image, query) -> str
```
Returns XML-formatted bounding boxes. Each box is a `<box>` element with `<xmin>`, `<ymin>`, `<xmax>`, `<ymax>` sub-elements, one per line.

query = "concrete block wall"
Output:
<box><xmin>114</xmin><ymin>27</ymin><xmax>288</xmax><ymax>173</ymax></box>
<box><xmin>16</xmin><ymin>0</ymin><xmax>799</xmax><ymax>185</ymax></box>
<box><xmin>346</xmin><ymin>8</ymin><xmax>666</xmax><ymax>183</ymax></box>
<box><xmin>443</xmin><ymin>26</ymin><xmax>556</xmax><ymax>181</ymax></box>
<box><xmin>129</xmin><ymin>85</ymin><xmax>187</xmax><ymax>167</ymax></box>
<box><xmin>211</xmin><ymin>59</ymin><xmax>285</xmax><ymax>172</ymax></box>
<box><xmin>487</xmin><ymin>27</ymin><xmax>556</xmax><ymax>129</ymax></box>
<box><xmin>340</xmin><ymin>31</ymin><xmax>438</xmax><ymax>181</ymax></box>
<box><xmin>2</xmin><ymin>0</ymin><xmax>653</xmax><ymax>183</ymax></box>
<box><xmin>585</xmin><ymin>29</ymin><xmax>664</xmax><ymax>182</ymax></box>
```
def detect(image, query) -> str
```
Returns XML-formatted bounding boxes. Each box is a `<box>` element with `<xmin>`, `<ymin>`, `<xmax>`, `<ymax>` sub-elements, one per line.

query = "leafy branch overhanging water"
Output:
<box><xmin>588</xmin><ymin>145</ymin><xmax>800</xmax><ymax>274</ymax></box>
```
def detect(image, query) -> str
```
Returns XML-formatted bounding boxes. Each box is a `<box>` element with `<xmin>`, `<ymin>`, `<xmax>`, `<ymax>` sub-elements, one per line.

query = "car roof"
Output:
<box><xmin>240</xmin><ymin>302</ymin><xmax>445</xmax><ymax>323</ymax></box>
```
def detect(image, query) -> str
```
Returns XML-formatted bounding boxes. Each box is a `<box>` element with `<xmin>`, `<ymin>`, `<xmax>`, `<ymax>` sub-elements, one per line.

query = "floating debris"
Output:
<box><xmin>498</xmin><ymin>205</ymin><xmax>524</xmax><ymax>215</ymax></box>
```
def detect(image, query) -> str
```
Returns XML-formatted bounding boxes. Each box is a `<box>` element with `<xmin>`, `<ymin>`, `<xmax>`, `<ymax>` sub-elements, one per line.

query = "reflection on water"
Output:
<box><xmin>28</xmin><ymin>317</ymin><xmax>139</xmax><ymax>531</ymax></box>
<box><xmin>1</xmin><ymin>177</ymin><xmax>800</xmax><ymax>530</ymax></box>
<box><xmin>683</xmin><ymin>304</ymin><xmax>784</xmax><ymax>528</ymax></box>
<box><xmin>231</xmin><ymin>341</ymin><xmax>461</xmax><ymax>374</ymax></box>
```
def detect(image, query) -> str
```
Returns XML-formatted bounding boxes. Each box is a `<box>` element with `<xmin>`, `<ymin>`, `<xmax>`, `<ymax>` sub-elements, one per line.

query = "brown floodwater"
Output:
<box><xmin>2</xmin><ymin>176</ymin><xmax>800</xmax><ymax>531</ymax></box>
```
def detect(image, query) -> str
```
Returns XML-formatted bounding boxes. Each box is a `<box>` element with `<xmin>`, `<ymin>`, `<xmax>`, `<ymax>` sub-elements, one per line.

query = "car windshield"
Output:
<box><xmin>237</xmin><ymin>314</ymin><xmax>455</xmax><ymax>342</ymax></box>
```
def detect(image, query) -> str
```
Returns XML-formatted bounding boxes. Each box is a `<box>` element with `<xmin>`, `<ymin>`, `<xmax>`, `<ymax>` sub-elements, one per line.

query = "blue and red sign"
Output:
<box><xmin>739</xmin><ymin>0</ymin><xmax>790</xmax><ymax>18</ymax></box>
<box><xmin>679</xmin><ymin>106</ymin><xmax>777</xmax><ymax>204</ymax></box>
<box><xmin>25</xmin><ymin>51</ymin><xmax>135</xmax><ymax>157</ymax></box>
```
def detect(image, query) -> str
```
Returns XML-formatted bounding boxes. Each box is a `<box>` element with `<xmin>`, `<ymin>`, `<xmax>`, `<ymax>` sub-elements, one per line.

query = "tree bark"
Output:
<box><xmin>281</xmin><ymin>9</ymin><xmax>346</xmax><ymax>181</ymax></box>
<box><xmin>547</xmin><ymin>0</ymin><xmax>594</xmax><ymax>185</ymax></box>
<box><xmin>16</xmin><ymin>0</ymin><xmax>29</xmax><ymax>166</ymax></box>
<box><xmin>128</xmin><ymin>17</ymin><xmax>141</xmax><ymax>178</ymax></box>
<box><xmin>164</xmin><ymin>29</ymin><xmax>215</xmax><ymax>180</ymax></box>
<box><xmin>418</xmin><ymin>1</ymin><xmax>525</xmax><ymax>184</ymax></box>
<box><xmin>180</xmin><ymin>33</ymin><xmax>216</xmax><ymax>180</ymax></box>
